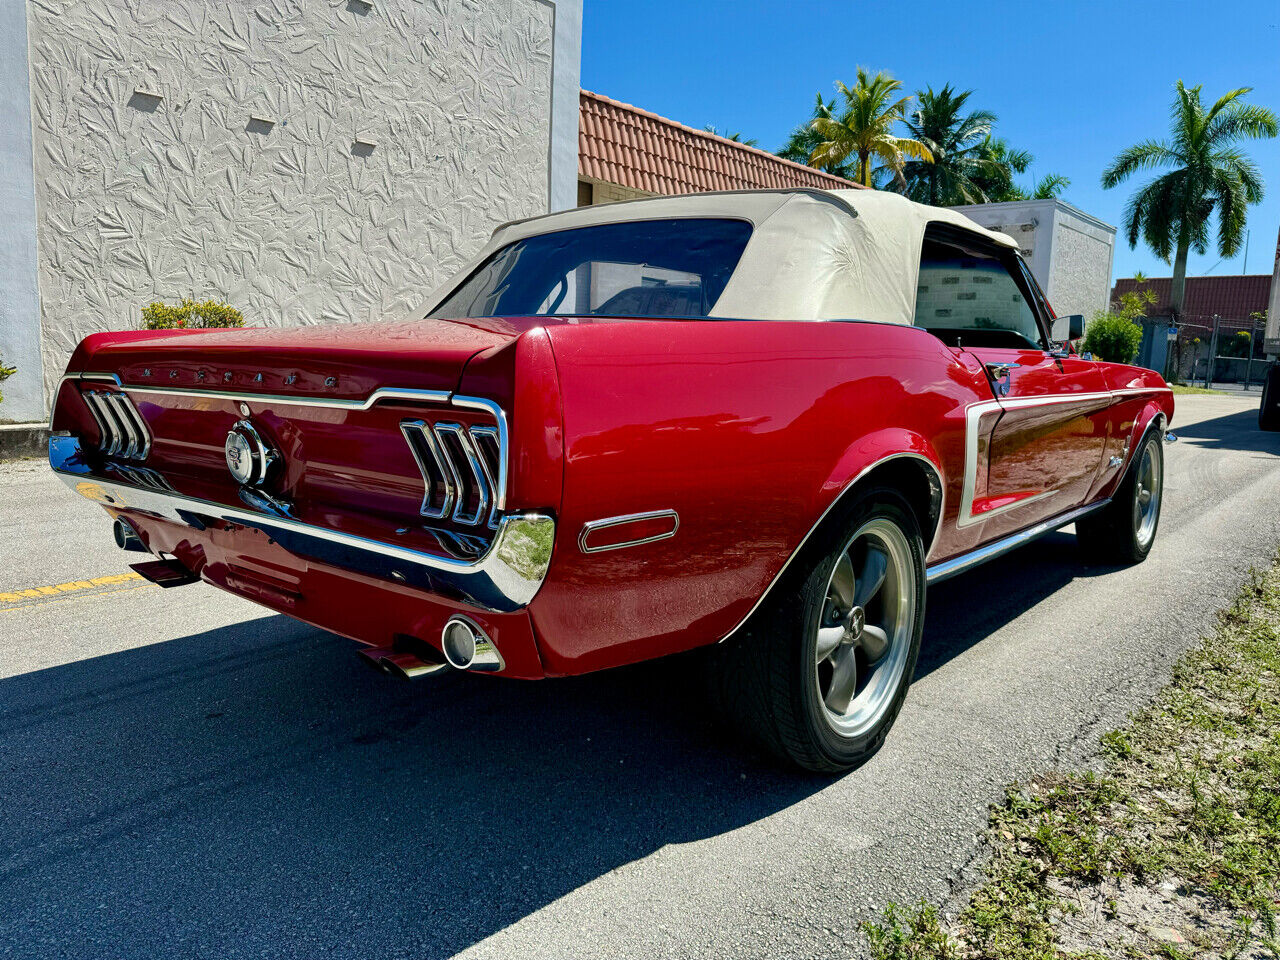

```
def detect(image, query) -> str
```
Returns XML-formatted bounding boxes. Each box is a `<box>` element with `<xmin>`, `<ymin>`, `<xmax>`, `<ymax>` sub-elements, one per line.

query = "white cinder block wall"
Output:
<box><xmin>0</xmin><ymin>0</ymin><xmax>582</xmax><ymax>423</ymax></box>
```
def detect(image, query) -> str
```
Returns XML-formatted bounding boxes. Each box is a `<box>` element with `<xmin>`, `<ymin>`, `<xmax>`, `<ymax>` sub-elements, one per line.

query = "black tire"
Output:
<box><xmin>707</xmin><ymin>488</ymin><xmax>926</xmax><ymax>773</ymax></box>
<box><xmin>1076</xmin><ymin>429</ymin><xmax>1164</xmax><ymax>564</ymax></box>
<box><xmin>1260</xmin><ymin>364</ymin><xmax>1280</xmax><ymax>432</ymax></box>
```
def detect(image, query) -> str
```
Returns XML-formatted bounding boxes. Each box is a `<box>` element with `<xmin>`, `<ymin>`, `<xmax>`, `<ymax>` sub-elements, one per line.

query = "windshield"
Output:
<box><xmin>428</xmin><ymin>218</ymin><xmax>753</xmax><ymax>320</ymax></box>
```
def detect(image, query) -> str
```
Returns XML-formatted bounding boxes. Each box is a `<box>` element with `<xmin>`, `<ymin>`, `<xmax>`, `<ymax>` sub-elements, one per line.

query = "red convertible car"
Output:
<box><xmin>49</xmin><ymin>189</ymin><xmax>1173</xmax><ymax>771</ymax></box>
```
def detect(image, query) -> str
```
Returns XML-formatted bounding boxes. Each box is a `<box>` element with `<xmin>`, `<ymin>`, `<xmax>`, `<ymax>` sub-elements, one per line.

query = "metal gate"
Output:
<box><xmin>1172</xmin><ymin>315</ymin><xmax>1267</xmax><ymax>390</ymax></box>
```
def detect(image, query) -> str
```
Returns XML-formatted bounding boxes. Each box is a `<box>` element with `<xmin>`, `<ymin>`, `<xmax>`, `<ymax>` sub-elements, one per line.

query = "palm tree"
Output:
<box><xmin>1102</xmin><ymin>81</ymin><xmax>1277</xmax><ymax>318</ymax></box>
<box><xmin>970</xmin><ymin>136</ymin><xmax>1032</xmax><ymax>201</ymax></box>
<box><xmin>703</xmin><ymin>125</ymin><xmax>759</xmax><ymax>148</ymax></box>
<box><xmin>966</xmin><ymin>137</ymin><xmax>1071</xmax><ymax>202</ymax></box>
<box><xmin>893</xmin><ymin>85</ymin><xmax>997</xmax><ymax>204</ymax></box>
<box><xmin>777</xmin><ymin>94</ymin><xmax>858</xmax><ymax>180</ymax></box>
<box><xmin>808</xmin><ymin>68</ymin><xmax>933</xmax><ymax>187</ymax></box>
<box><xmin>1028</xmin><ymin>173</ymin><xmax>1070</xmax><ymax>200</ymax></box>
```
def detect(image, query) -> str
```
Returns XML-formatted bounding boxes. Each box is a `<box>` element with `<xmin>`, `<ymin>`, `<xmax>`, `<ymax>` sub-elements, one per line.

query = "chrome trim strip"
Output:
<box><xmin>955</xmin><ymin>392</ymin><xmax>1116</xmax><ymax>529</ymax></box>
<box><xmin>60</xmin><ymin>373</ymin><xmax>452</xmax><ymax>411</ymax></box>
<box><xmin>718</xmin><ymin>451</ymin><xmax>944</xmax><ymax>644</ymax></box>
<box><xmin>400</xmin><ymin>420</ymin><xmax>457</xmax><ymax>521</ymax></box>
<box><xmin>48</xmin><ymin>434</ymin><xmax>554</xmax><ymax>612</ymax></box>
<box><xmin>87</xmin><ymin>392</ymin><xmax>126</xmax><ymax>457</ymax></box>
<box><xmin>468</xmin><ymin>425</ymin><xmax>502</xmax><ymax>529</ymax></box>
<box><xmin>80</xmin><ymin>391</ymin><xmax>112</xmax><ymax>453</ymax></box>
<box><xmin>579</xmin><ymin>509</ymin><xmax>679</xmax><ymax>553</ymax></box>
<box><xmin>1112</xmin><ymin>386</ymin><xmax>1174</xmax><ymax>397</ymax></box>
<box><xmin>451</xmin><ymin>395</ymin><xmax>509</xmax><ymax>511</ymax></box>
<box><xmin>120</xmin><ymin>391</ymin><xmax>153</xmax><ymax>459</ymax></box>
<box><xmin>106</xmin><ymin>392</ymin><xmax>142</xmax><ymax>459</ymax></box>
<box><xmin>925</xmin><ymin>499</ymin><xmax>1110</xmax><ymax>584</ymax></box>
<box><xmin>433</xmin><ymin>422</ymin><xmax>490</xmax><ymax>526</ymax></box>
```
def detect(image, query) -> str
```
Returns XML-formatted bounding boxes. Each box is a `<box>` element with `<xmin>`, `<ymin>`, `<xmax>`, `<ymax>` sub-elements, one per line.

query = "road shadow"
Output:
<box><xmin>0</xmin><ymin>618</ymin><xmax>823</xmax><ymax>958</ymax></box>
<box><xmin>0</xmin><ymin>522</ymin><xmax>1144</xmax><ymax>959</ymax></box>
<box><xmin>1170</xmin><ymin>406</ymin><xmax>1280</xmax><ymax>456</ymax></box>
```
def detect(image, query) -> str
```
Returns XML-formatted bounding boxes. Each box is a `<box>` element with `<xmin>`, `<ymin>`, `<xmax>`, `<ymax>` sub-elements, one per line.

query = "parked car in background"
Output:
<box><xmin>1260</xmin><ymin>284</ymin><xmax>1280</xmax><ymax>431</ymax></box>
<box><xmin>48</xmin><ymin>189</ymin><xmax>1173</xmax><ymax>771</ymax></box>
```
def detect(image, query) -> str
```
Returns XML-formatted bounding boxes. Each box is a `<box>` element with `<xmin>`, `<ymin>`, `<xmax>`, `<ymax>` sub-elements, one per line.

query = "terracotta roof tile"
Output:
<box><xmin>579</xmin><ymin>89</ymin><xmax>862</xmax><ymax>196</ymax></box>
<box><xmin>1111</xmin><ymin>275</ymin><xmax>1272</xmax><ymax>321</ymax></box>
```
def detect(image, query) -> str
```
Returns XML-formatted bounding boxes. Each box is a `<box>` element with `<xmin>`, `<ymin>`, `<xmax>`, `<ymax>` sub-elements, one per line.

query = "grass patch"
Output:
<box><xmin>1170</xmin><ymin>385</ymin><xmax>1229</xmax><ymax>395</ymax></box>
<box><xmin>865</xmin><ymin>560</ymin><xmax>1280</xmax><ymax>960</ymax></box>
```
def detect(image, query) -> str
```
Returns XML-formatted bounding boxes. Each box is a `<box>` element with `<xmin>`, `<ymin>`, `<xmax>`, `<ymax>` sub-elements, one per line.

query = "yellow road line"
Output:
<box><xmin>0</xmin><ymin>583</ymin><xmax>154</xmax><ymax>613</ymax></box>
<box><xmin>0</xmin><ymin>572</ymin><xmax>147</xmax><ymax>606</ymax></box>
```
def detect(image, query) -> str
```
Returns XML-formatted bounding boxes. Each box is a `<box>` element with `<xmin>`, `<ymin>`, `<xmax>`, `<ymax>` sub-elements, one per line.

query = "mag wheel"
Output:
<box><xmin>1131</xmin><ymin>439</ymin><xmax>1162</xmax><ymax>553</ymax></box>
<box><xmin>1077</xmin><ymin>429</ymin><xmax>1164</xmax><ymax>564</ymax></box>
<box><xmin>710</xmin><ymin>489</ymin><xmax>925</xmax><ymax>773</ymax></box>
<box><xmin>812</xmin><ymin>517</ymin><xmax>917</xmax><ymax>741</ymax></box>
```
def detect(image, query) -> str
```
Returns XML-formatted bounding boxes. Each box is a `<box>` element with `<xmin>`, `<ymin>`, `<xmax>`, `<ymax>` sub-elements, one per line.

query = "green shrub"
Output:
<box><xmin>1080</xmin><ymin>284</ymin><xmax>1155</xmax><ymax>364</ymax></box>
<box><xmin>142</xmin><ymin>298</ymin><xmax>244</xmax><ymax>330</ymax></box>
<box><xmin>1082</xmin><ymin>314</ymin><xmax>1143</xmax><ymax>363</ymax></box>
<box><xmin>1223</xmin><ymin>330</ymin><xmax>1254</xmax><ymax>358</ymax></box>
<box><xmin>0</xmin><ymin>358</ymin><xmax>14</xmax><ymax>405</ymax></box>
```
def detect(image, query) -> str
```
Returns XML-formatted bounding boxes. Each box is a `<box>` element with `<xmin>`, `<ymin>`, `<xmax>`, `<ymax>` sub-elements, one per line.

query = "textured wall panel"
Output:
<box><xmin>28</xmin><ymin>0</ymin><xmax>554</xmax><ymax>396</ymax></box>
<box><xmin>1048</xmin><ymin>222</ymin><xmax>1115</xmax><ymax>322</ymax></box>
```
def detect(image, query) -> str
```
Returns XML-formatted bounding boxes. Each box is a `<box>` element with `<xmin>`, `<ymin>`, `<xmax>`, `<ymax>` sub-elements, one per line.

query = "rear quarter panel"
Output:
<box><xmin>529</xmin><ymin>319</ymin><xmax>991</xmax><ymax>675</ymax></box>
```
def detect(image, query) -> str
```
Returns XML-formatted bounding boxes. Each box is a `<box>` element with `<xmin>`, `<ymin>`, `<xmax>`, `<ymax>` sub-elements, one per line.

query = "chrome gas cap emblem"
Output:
<box><xmin>225</xmin><ymin>420</ymin><xmax>278</xmax><ymax>487</ymax></box>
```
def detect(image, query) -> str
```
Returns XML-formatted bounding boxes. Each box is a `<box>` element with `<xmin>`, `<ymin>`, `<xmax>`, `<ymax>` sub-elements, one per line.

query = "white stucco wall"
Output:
<box><xmin>23</xmin><ymin>0</ymin><xmax>581</xmax><ymax>407</ymax></box>
<box><xmin>1046</xmin><ymin>207</ymin><xmax>1116</xmax><ymax>323</ymax></box>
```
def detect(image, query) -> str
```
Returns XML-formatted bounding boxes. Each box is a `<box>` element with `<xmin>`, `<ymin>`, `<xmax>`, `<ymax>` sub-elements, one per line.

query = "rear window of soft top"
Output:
<box><xmin>428</xmin><ymin>218</ymin><xmax>753</xmax><ymax>320</ymax></box>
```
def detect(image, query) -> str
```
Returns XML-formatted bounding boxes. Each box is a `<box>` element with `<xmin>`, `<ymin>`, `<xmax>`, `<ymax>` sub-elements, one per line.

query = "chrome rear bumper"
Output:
<box><xmin>49</xmin><ymin>434</ymin><xmax>554</xmax><ymax>612</ymax></box>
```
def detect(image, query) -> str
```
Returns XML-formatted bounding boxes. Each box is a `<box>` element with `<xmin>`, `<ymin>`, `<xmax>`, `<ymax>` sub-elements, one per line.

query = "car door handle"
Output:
<box><xmin>983</xmin><ymin>362</ymin><xmax>1022</xmax><ymax>397</ymax></box>
<box><xmin>983</xmin><ymin>361</ymin><xmax>1022</xmax><ymax>380</ymax></box>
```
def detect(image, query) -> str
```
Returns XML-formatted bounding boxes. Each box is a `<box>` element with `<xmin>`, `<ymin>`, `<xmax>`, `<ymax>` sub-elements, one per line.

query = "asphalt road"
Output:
<box><xmin>2</xmin><ymin>394</ymin><xmax>1278</xmax><ymax>960</ymax></box>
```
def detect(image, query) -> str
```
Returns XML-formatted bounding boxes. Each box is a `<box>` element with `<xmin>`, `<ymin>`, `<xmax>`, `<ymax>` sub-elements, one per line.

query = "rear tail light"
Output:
<box><xmin>82</xmin><ymin>390</ymin><xmax>151</xmax><ymax>460</ymax></box>
<box><xmin>400</xmin><ymin>418</ymin><xmax>505</xmax><ymax>528</ymax></box>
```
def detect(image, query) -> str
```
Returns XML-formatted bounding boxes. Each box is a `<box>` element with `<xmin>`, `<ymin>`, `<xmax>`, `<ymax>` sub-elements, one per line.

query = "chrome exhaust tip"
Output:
<box><xmin>113</xmin><ymin>517</ymin><xmax>147</xmax><ymax>553</ymax></box>
<box><xmin>381</xmin><ymin>651</ymin><xmax>449</xmax><ymax>680</ymax></box>
<box><xmin>441</xmin><ymin>616</ymin><xmax>504</xmax><ymax>672</ymax></box>
<box><xmin>359</xmin><ymin>640</ymin><xmax>449</xmax><ymax>680</ymax></box>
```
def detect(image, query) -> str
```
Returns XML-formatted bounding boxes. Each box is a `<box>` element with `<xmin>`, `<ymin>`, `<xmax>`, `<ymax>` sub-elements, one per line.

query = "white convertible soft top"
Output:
<box><xmin>424</xmin><ymin>189</ymin><xmax>1019</xmax><ymax>326</ymax></box>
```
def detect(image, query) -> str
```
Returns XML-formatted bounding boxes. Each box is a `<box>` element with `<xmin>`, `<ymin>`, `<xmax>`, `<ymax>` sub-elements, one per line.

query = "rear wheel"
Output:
<box><xmin>709</xmin><ymin>489</ymin><xmax>925</xmax><ymax>773</ymax></box>
<box><xmin>1076</xmin><ymin>429</ymin><xmax>1163</xmax><ymax>564</ymax></box>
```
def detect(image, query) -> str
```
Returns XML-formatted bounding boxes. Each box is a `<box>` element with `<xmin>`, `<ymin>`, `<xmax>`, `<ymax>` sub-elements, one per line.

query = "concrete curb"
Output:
<box><xmin>0</xmin><ymin>423</ymin><xmax>48</xmax><ymax>459</ymax></box>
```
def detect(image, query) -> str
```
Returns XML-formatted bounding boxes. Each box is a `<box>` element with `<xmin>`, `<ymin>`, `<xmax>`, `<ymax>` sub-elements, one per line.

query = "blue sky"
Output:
<box><xmin>581</xmin><ymin>0</ymin><xmax>1280</xmax><ymax>285</ymax></box>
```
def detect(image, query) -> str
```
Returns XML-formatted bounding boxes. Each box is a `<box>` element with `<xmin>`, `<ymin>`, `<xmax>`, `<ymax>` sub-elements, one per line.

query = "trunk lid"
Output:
<box><xmin>69</xmin><ymin>317</ymin><xmax>524</xmax><ymax>400</ymax></box>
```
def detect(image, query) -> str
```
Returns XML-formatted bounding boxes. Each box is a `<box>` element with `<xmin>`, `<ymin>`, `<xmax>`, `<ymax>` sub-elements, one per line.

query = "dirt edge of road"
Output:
<box><xmin>865</xmin><ymin>555</ymin><xmax>1280</xmax><ymax>960</ymax></box>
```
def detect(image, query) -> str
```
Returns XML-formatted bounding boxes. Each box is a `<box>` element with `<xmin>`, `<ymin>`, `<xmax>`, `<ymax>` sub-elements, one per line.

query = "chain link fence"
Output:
<box><xmin>1170</xmin><ymin>314</ymin><xmax>1268</xmax><ymax>390</ymax></box>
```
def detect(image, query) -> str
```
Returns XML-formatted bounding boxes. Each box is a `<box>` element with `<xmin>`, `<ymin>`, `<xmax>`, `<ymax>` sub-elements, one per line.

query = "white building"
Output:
<box><xmin>0</xmin><ymin>0</ymin><xmax>582</xmax><ymax>423</ymax></box>
<box><xmin>952</xmin><ymin>199</ymin><xmax>1117</xmax><ymax>323</ymax></box>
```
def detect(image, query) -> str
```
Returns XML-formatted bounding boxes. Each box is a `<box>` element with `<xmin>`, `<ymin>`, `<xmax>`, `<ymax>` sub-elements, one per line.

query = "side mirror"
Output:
<box><xmin>1051</xmin><ymin>314</ymin><xmax>1085</xmax><ymax>341</ymax></box>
